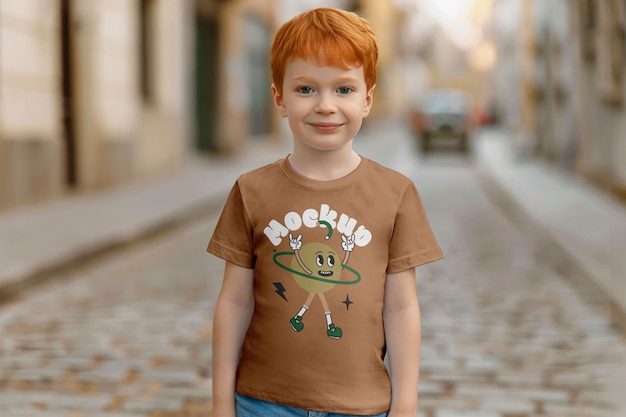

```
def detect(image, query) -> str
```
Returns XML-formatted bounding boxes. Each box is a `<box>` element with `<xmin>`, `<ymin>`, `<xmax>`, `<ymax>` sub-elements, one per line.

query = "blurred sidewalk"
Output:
<box><xmin>0</xmin><ymin>142</ymin><xmax>288</xmax><ymax>300</ymax></box>
<box><xmin>476</xmin><ymin>128</ymin><xmax>626</xmax><ymax>330</ymax></box>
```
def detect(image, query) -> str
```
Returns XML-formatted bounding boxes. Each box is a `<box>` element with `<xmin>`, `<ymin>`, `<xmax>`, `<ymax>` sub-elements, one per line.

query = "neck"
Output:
<box><xmin>289</xmin><ymin>143</ymin><xmax>361</xmax><ymax>181</ymax></box>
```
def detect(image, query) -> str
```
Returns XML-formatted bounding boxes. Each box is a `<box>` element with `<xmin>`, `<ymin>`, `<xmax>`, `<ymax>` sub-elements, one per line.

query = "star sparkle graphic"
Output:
<box><xmin>342</xmin><ymin>294</ymin><xmax>353</xmax><ymax>310</ymax></box>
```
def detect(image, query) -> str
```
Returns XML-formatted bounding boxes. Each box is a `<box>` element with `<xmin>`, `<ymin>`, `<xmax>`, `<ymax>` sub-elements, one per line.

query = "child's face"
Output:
<box><xmin>272</xmin><ymin>59</ymin><xmax>375</xmax><ymax>154</ymax></box>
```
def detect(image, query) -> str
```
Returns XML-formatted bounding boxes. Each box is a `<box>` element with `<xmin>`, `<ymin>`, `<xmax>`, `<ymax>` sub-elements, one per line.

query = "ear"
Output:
<box><xmin>271</xmin><ymin>83</ymin><xmax>288</xmax><ymax>118</ymax></box>
<box><xmin>362</xmin><ymin>84</ymin><xmax>376</xmax><ymax>117</ymax></box>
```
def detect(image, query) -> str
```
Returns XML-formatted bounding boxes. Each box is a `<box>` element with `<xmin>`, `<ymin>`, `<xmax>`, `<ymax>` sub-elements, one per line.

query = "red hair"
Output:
<box><xmin>270</xmin><ymin>8</ymin><xmax>378</xmax><ymax>95</ymax></box>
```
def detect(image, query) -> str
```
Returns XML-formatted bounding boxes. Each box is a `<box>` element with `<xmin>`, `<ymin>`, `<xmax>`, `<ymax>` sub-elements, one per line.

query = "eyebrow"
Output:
<box><xmin>291</xmin><ymin>76</ymin><xmax>360</xmax><ymax>84</ymax></box>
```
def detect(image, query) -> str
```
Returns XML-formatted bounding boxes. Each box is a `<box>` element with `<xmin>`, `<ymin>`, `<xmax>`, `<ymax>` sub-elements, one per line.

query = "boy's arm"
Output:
<box><xmin>212</xmin><ymin>261</ymin><xmax>255</xmax><ymax>417</ymax></box>
<box><xmin>383</xmin><ymin>267</ymin><xmax>421</xmax><ymax>417</ymax></box>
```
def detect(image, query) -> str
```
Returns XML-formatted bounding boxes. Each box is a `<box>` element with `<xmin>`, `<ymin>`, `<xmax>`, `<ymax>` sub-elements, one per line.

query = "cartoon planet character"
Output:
<box><xmin>291</xmin><ymin>242</ymin><xmax>343</xmax><ymax>293</ymax></box>
<box><xmin>271</xmin><ymin>221</ymin><xmax>363</xmax><ymax>339</ymax></box>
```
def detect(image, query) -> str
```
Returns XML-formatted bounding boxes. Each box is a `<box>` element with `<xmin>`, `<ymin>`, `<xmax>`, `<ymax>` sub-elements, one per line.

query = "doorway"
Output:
<box><xmin>194</xmin><ymin>12</ymin><xmax>220</xmax><ymax>152</ymax></box>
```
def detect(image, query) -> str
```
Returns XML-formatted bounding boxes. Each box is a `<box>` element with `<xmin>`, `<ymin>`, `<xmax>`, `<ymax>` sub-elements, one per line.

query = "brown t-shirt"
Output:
<box><xmin>207</xmin><ymin>157</ymin><xmax>443</xmax><ymax>414</ymax></box>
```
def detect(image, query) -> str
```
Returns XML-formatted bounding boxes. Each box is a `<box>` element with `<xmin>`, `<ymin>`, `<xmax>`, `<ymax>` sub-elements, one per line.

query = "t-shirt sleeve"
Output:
<box><xmin>387</xmin><ymin>182</ymin><xmax>443</xmax><ymax>273</ymax></box>
<box><xmin>207</xmin><ymin>180</ymin><xmax>255</xmax><ymax>268</ymax></box>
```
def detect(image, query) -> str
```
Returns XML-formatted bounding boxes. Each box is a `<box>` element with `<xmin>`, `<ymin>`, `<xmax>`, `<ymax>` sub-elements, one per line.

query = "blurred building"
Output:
<box><xmin>0</xmin><ymin>0</ymin><xmax>280</xmax><ymax>212</ymax></box>
<box><xmin>0</xmin><ymin>0</ymin><xmax>191</xmax><ymax>211</ymax></box>
<box><xmin>395</xmin><ymin>0</ymin><xmax>498</xmax><ymax>120</ymax></box>
<box><xmin>360</xmin><ymin>0</ymin><xmax>409</xmax><ymax>119</ymax></box>
<box><xmin>571</xmin><ymin>1</ymin><xmax>626</xmax><ymax>199</ymax></box>
<box><xmin>201</xmin><ymin>0</ymin><xmax>278</xmax><ymax>153</ymax></box>
<box><xmin>490</xmin><ymin>0</ymin><xmax>626</xmax><ymax>201</ymax></box>
<box><xmin>0</xmin><ymin>0</ymin><xmax>410</xmax><ymax>213</ymax></box>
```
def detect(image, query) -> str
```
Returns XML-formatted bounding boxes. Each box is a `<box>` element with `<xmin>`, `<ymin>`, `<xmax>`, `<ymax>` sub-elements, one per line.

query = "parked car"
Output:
<box><xmin>410</xmin><ymin>89</ymin><xmax>475</xmax><ymax>153</ymax></box>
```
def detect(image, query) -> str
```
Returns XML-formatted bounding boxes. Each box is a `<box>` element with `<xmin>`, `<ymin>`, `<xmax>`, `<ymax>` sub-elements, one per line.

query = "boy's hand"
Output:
<box><xmin>289</xmin><ymin>233</ymin><xmax>303</xmax><ymax>250</ymax></box>
<box><xmin>341</xmin><ymin>234</ymin><xmax>355</xmax><ymax>252</ymax></box>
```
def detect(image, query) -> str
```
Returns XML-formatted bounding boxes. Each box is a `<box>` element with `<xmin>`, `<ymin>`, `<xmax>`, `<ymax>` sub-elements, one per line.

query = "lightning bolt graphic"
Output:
<box><xmin>273</xmin><ymin>282</ymin><xmax>288</xmax><ymax>302</ymax></box>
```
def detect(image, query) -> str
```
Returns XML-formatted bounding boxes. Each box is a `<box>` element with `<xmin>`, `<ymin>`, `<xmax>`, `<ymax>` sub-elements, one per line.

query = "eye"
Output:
<box><xmin>316</xmin><ymin>255</ymin><xmax>324</xmax><ymax>267</ymax></box>
<box><xmin>297</xmin><ymin>86</ymin><xmax>314</xmax><ymax>94</ymax></box>
<box><xmin>327</xmin><ymin>255</ymin><xmax>335</xmax><ymax>268</ymax></box>
<box><xmin>337</xmin><ymin>87</ymin><xmax>353</xmax><ymax>94</ymax></box>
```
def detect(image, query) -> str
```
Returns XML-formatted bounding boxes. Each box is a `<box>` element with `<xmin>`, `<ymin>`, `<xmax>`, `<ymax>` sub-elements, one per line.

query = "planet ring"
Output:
<box><xmin>273</xmin><ymin>251</ymin><xmax>361</xmax><ymax>285</ymax></box>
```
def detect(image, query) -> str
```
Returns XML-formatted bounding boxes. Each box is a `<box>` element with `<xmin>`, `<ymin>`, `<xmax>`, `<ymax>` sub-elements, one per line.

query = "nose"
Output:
<box><xmin>314</xmin><ymin>92</ymin><xmax>337</xmax><ymax>114</ymax></box>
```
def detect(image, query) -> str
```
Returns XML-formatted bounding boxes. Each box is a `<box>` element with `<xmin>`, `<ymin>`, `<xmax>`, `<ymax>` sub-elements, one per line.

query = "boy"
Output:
<box><xmin>208</xmin><ymin>7</ymin><xmax>443</xmax><ymax>417</ymax></box>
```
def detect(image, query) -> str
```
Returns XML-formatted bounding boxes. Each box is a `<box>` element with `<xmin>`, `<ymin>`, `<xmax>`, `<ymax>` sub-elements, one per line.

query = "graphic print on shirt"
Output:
<box><xmin>264</xmin><ymin>204</ymin><xmax>372</xmax><ymax>340</ymax></box>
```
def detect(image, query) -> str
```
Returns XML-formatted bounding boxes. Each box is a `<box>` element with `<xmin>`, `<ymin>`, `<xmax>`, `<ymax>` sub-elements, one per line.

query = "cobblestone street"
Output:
<box><xmin>413</xmin><ymin>162</ymin><xmax>626</xmax><ymax>417</ymax></box>
<box><xmin>0</xmin><ymin>126</ymin><xmax>625</xmax><ymax>417</ymax></box>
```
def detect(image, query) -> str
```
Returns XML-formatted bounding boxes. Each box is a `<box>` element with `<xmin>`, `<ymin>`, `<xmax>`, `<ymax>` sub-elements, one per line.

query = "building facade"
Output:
<box><xmin>199</xmin><ymin>0</ymin><xmax>277</xmax><ymax>153</ymax></box>
<box><xmin>491</xmin><ymin>0</ymin><xmax>626</xmax><ymax>200</ymax></box>
<box><xmin>0</xmin><ymin>0</ymin><xmax>192</xmax><ymax>211</ymax></box>
<box><xmin>570</xmin><ymin>0</ymin><xmax>626</xmax><ymax>198</ymax></box>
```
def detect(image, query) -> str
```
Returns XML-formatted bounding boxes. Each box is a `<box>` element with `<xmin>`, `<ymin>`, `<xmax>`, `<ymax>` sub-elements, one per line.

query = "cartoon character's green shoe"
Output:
<box><xmin>290</xmin><ymin>316</ymin><xmax>304</xmax><ymax>332</ymax></box>
<box><xmin>327</xmin><ymin>324</ymin><xmax>342</xmax><ymax>340</ymax></box>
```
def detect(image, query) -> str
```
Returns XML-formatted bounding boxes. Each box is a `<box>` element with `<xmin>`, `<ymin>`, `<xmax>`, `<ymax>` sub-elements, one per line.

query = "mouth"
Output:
<box><xmin>309</xmin><ymin>122</ymin><xmax>343</xmax><ymax>132</ymax></box>
<box><xmin>317</xmin><ymin>270</ymin><xmax>334</xmax><ymax>277</ymax></box>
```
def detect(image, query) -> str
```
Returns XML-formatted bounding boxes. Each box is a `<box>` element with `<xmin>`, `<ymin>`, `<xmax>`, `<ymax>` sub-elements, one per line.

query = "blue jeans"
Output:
<box><xmin>235</xmin><ymin>393</ymin><xmax>388</xmax><ymax>417</ymax></box>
